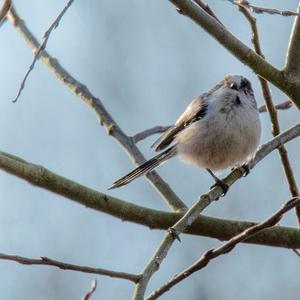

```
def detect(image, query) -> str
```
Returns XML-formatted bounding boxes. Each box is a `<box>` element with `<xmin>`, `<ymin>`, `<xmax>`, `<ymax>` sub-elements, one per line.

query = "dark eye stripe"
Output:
<box><xmin>230</xmin><ymin>82</ymin><xmax>238</xmax><ymax>90</ymax></box>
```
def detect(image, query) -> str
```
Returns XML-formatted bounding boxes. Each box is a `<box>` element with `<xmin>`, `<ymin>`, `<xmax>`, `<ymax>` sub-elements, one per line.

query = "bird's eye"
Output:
<box><xmin>230</xmin><ymin>82</ymin><xmax>238</xmax><ymax>90</ymax></box>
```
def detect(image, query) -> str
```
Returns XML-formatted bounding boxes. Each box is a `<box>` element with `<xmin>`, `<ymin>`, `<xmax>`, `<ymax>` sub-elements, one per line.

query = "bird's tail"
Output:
<box><xmin>109</xmin><ymin>146</ymin><xmax>176</xmax><ymax>189</ymax></box>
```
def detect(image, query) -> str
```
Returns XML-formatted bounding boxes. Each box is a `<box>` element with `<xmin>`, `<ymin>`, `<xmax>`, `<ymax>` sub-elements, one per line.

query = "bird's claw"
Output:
<box><xmin>210</xmin><ymin>179</ymin><xmax>229</xmax><ymax>197</ymax></box>
<box><xmin>239</xmin><ymin>164</ymin><xmax>250</xmax><ymax>177</ymax></box>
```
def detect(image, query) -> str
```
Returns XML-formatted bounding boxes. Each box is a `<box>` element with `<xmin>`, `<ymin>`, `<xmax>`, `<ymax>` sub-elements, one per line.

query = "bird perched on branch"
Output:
<box><xmin>109</xmin><ymin>75</ymin><xmax>261</xmax><ymax>195</ymax></box>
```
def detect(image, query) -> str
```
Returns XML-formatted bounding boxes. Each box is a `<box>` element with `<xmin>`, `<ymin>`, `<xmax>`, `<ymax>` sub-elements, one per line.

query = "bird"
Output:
<box><xmin>109</xmin><ymin>74</ymin><xmax>261</xmax><ymax>194</ymax></box>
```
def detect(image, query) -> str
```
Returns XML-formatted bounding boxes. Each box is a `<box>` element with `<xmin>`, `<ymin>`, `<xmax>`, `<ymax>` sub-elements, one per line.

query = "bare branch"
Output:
<box><xmin>192</xmin><ymin>0</ymin><xmax>222</xmax><ymax>24</ymax></box>
<box><xmin>0</xmin><ymin>125</ymin><xmax>299</xmax><ymax>248</ymax></box>
<box><xmin>293</xmin><ymin>249</ymin><xmax>300</xmax><ymax>258</ymax></box>
<box><xmin>0</xmin><ymin>0</ymin><xmax>11</xmax><ymax>25</ymax></box>
<box><xmin>0</xmin><ymin>253</ymin><xmax>140</xmax><ymax>283</ymax></box>
<box><xmin>285</xmin><ymin>3</ymin><xmax>300</xmax><ymax>78</ymax></box>
<box><xmin>229</xmin><ymin>0</ymin><xmax>300</xmax><ymax>17</ymax></box>
<box><xmin>132</xmin><ymin>125</ymin><xmax>171</xmax><ymax>143</ymax></box>
<box><xmin>132</xmin><ymin>119</ymin><xmax>300</xmax><ymax>299</ymax></box>
<box><xmin>12</xmin><ymin>0</ymin><xmax>74</xmax><ymax>102</ymax></box>
<box><xmin>7</xmin><ymin>7</ymin><xmax>187</xmax><ymax>212</ymax></box>
<box><xmin>258</xmin><ymin>100</ymin><xmax>293</xmax><ymax>113</ymax></box>
<box><xmin>238</xmin><ymin>5</ymin><xmax>300</xmax><ymax>224</ymax></box>
<box><xmin>82</xmin><ymin>280</ymin><xmax>97</xmax><ymax>300</ymax></box>
<box><xmin>167</xmin><ymin>0</ymin><xmax>300</xmax><ymax>109</ymax></box>
<box><xmin>146</xmin><ymin>197</ymin><xmax>300</xmax><ymax>300</ymax></box>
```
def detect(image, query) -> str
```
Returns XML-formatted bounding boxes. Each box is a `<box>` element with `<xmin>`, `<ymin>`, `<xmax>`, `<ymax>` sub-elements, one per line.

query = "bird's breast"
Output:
<box><xmin>175</xmin><ymin>106</ymin><xmax>261</xmax><ymax>171</ymax></box>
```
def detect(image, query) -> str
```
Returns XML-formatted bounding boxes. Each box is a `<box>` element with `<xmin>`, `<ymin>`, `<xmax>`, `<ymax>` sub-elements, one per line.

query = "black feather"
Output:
<box><xmin>152</xmin><ymin>101</ymin><xmax>208</xmax><ymax>152</ymax></box>
<box><xmin>109</xmin><ymin>146</ymin><xmax>176</xmax><ymax>189</ymax></box>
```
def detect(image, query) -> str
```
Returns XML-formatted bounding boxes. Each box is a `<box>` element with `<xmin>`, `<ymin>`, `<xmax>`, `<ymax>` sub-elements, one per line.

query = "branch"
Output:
<box><xmin>82</xmin><ymin>280</ymin><xmax>97</xmax><ymax>300</ymax></box>
<box><xmin>167</xmin><ymin>0</ymin><xmax>300</xmax><ymax>109</ymax></box>
<box><xmin>12</xmin><ymin>0</ymin><xmax>74</xmax><ymax>102</ymax></box>
<box><xmin>0</xmin><ymin>125</ymin><xmax>299</xmax><ymax>247</ymax></box>
<box><xmin>192</xmin><ymin>0</ymin><xmax>222</xmax><ymax>24</ymax></box>
<box><xmin>258</xmin><ymin>100</ymin><xmax>293</xmax><ymax>113</ymax></box>
<box><xmin>293</xmin><ymin>249</ymin><xmax>300</xmax><ymax>258</ymax></box>
<box><xmin>132</xmin><ymin>125</ymin><xmax>171</xmax><ymax>143</ymax></box>
<box><xmin>229</xmin><ymin>0</ymin><xmax>300</xmax><ymax>17</ymax></box>
<box><xmin>0</xmin><ymin>0</ymin><xmax>11</xmax><ymax>25</ymax></box>
<box><xmin>146</xmin><ymin>197</ymin><xmax>300</xmax><ymax>300</ymax></box>
<box><xmin>132</xmin><ymin>122</ymin><xmax>300</xmax><ymax>298</ymax></box>
<box><xmin>285</xmin><ymin>3</ymin><xmax>300</xmax><ymax>78</ymax></box>
<box><xmin>7</xmin><ymin>7</ymin><xmax>186</xmax><ymax>212</ymax></box>
<box><xmin>238</xmin><ymin>5</ymin><xmax>300</xmax><ymax>224</ymax></box>
<box><xmin>0</xmin><ymin>253</ymin><xmax>140</xmax><ymax>282</ymax></box>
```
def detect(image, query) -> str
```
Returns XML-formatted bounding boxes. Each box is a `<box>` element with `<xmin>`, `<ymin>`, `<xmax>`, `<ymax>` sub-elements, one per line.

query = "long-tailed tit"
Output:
<box><xmin>109</xmin><ymin>75</ymin><xmax>261</xmax><ymax>194</ymax></box>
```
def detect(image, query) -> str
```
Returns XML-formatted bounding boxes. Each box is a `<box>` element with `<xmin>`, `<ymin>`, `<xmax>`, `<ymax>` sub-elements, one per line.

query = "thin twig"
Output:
<box><xmin>258</xmin><ymin>100</ymin><xmax>293</xmax><ymax>113</ymax></box>
<box><xmin>82</xmin><ymin>280</ymin><xmax>97</xmax><ymax>300</ymax></box>
<box><xmin>228</xmin><ymin>0</ymin><xmax>300</xmax><ymax>17</ymax></box>
<box><xmin>132</xmin><ymin>125</ymin><xmax>171</xmax><ymax>143</ymax></box>
<box><xmin>12</xmin><ymin>0</ymin><xmax>74</xmax><ymax>103</ymax></box>
<box><xmin>0</xmin><ymin>125</ymin><xmax>299</xmax><ymax>249</ymax></box>
<box><xmin>238</xmin><ymin>5</ymin><xmax>300</xmax><ymax>225</ymax></box>
<box><xmin>8</xmin><ymin>7</ymin><xmax>187</xmax><ymax>212</ymax></box>
<box><xmin>146</xmin><ymin>197</ymin><xmax>300</xmax><ymax>300</ymax></box>
<box><xmin>285</xmin><ymin>3</ymin><xmax>300</xmax><ymax>77</ymax></box>
<box><xmin>0</xmin><ymin>253</ymin><xmax>140</xmax><ymax>283</ymax></box>
<box><xmin>0</xmin><ymin>0</ymin><xmax>11</xmax><ymax>25</ymax></box>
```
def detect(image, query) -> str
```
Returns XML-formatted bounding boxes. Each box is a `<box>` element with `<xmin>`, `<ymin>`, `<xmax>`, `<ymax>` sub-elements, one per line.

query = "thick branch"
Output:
<box><xmin>8</xmin><ymin>7</ymin><xmax>186</xmax><ymax>212</ymax></box>
<box><xmin>131</xmin><ymin>120</ymin><xmax>300</xmax><ymax>298</ymax></box>
<box><xmin>0</xmin><ymin>253</ymin><xmax>140</xmax><ymax>282</ymax></box>
<box><xmin>0</xmin><ymin>0</ymin><xmax>11</xmax><ymax>24</ymax></box>
<box><xmin>0</xmin><ymin>125</ymin><xmax>299</xmax><ymax>247</ymax></box>
<box><xmin>0</xmin><ymin>124</ymin><xmax>300</xmax><ymax>299</ymax></box>
<box><xmin>168</xmin><ymin>0</ymin><xmax>300</xmax><ymax>109</ymax></box>
<box><xmin>238</xmin><ymin>6</ymin><xmax>300</xmax><ymax>224</ymax></box>
<box><xmin>285</xmin><ymin>3</ymin><xmax>300</xmax><ymax>78</ymax></box>
<box><xmin>146</xmin><ymin>197</ymin><xmax>300</xmax><ymax>300</ymax></box>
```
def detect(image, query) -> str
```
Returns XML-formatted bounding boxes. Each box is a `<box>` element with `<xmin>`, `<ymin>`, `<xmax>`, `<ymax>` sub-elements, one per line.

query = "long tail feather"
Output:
<box><xmin>109</xmin><ymin>147</ymin><xmax>176</xmax><ymax>189</ymax></box>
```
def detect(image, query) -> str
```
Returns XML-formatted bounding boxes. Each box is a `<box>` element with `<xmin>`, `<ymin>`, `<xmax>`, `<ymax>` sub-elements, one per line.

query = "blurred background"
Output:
<box><xmin>0</xmin><ymin>0</ymin><xmax>300</xmax><ymax>299</ymax></box>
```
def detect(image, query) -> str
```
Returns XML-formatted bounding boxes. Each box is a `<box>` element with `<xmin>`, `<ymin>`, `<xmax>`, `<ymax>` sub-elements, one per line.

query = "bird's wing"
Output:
<box><xmin>151</xmin><ymin>96</ymin><xmax>207</xmax><ymax>151</ymax></box>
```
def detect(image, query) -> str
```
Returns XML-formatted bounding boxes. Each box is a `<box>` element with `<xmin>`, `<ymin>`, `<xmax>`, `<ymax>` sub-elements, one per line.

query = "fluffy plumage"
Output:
<box><xmin>109</xmin><ymin>74</ymin><xmax>261</xmax><ymax>190</ymax></box>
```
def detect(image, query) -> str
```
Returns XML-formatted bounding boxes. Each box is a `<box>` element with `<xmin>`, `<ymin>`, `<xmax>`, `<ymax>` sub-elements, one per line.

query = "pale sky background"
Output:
<box><xmin>0</xmin><ymin>0</ymin><xmax>300</xmax><ymax>299</ymax></box>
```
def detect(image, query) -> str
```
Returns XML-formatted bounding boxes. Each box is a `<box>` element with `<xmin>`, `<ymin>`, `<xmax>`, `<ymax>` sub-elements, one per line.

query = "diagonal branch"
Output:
<box><xmin>238</xmin><ymin>5</ymin><xmax>300</xmax><ymax>224</ymax></box>
<box><xmin>229</xmin><ymin>0</ymin><xmax>300</xmax><ymax>17</ymax></box>
<box><xmin>0</xmin><ymin>125</ymin><xmax>300</xmax><ymax>249</ymax></box>
<box><xmin>82</xmin><ymin>280</ymin><xmax>97</xmax><ymax>300</ymax></box>
<box><xmin>0</xmin><ymin>0</ymin><xmax>11</xmax><ymax>25</ymax></box>
<box><xmin>285</xmin><ymin>3</ymin><xmax>300</xmax><ymax>78</ymax></box>
<box><xmin>146</xmin><ymin>197</ymin><xmax>300</xmax><ymax>300</ymax></box>
<box><xmin>12</xmin><ymin>0</ymin><xmax>75</xmax><ymax>102</ymax></box>
<box><xmin>131</xmin><ymin>123</ymin><xmax>300</xmax><ymax>299</ymax></box>
<box><xmin>8</xmin><ymin>7</ymin><xmax>186</xmax><ymax>212</ymax></box>
<box><xmin>0</xmin><ymin>253</ymin><xmax>141</xmax><ymax>283</ymax></box>
<box><xmin>167</xmin><ymin>0</ymin><xmax>300</xmax><ymax>109</ymax></box>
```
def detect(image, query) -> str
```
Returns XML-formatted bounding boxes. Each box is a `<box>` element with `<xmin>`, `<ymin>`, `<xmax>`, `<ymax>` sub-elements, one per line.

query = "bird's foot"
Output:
<box><xmin>210</xmin><ymin>179</ymin><xmax>229</xmax><ymax>197</ymax></box>
<box><xmin>239</xmin><ymin>164</ymin><xmax>250</xmax><ymax>177</ymax></box>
